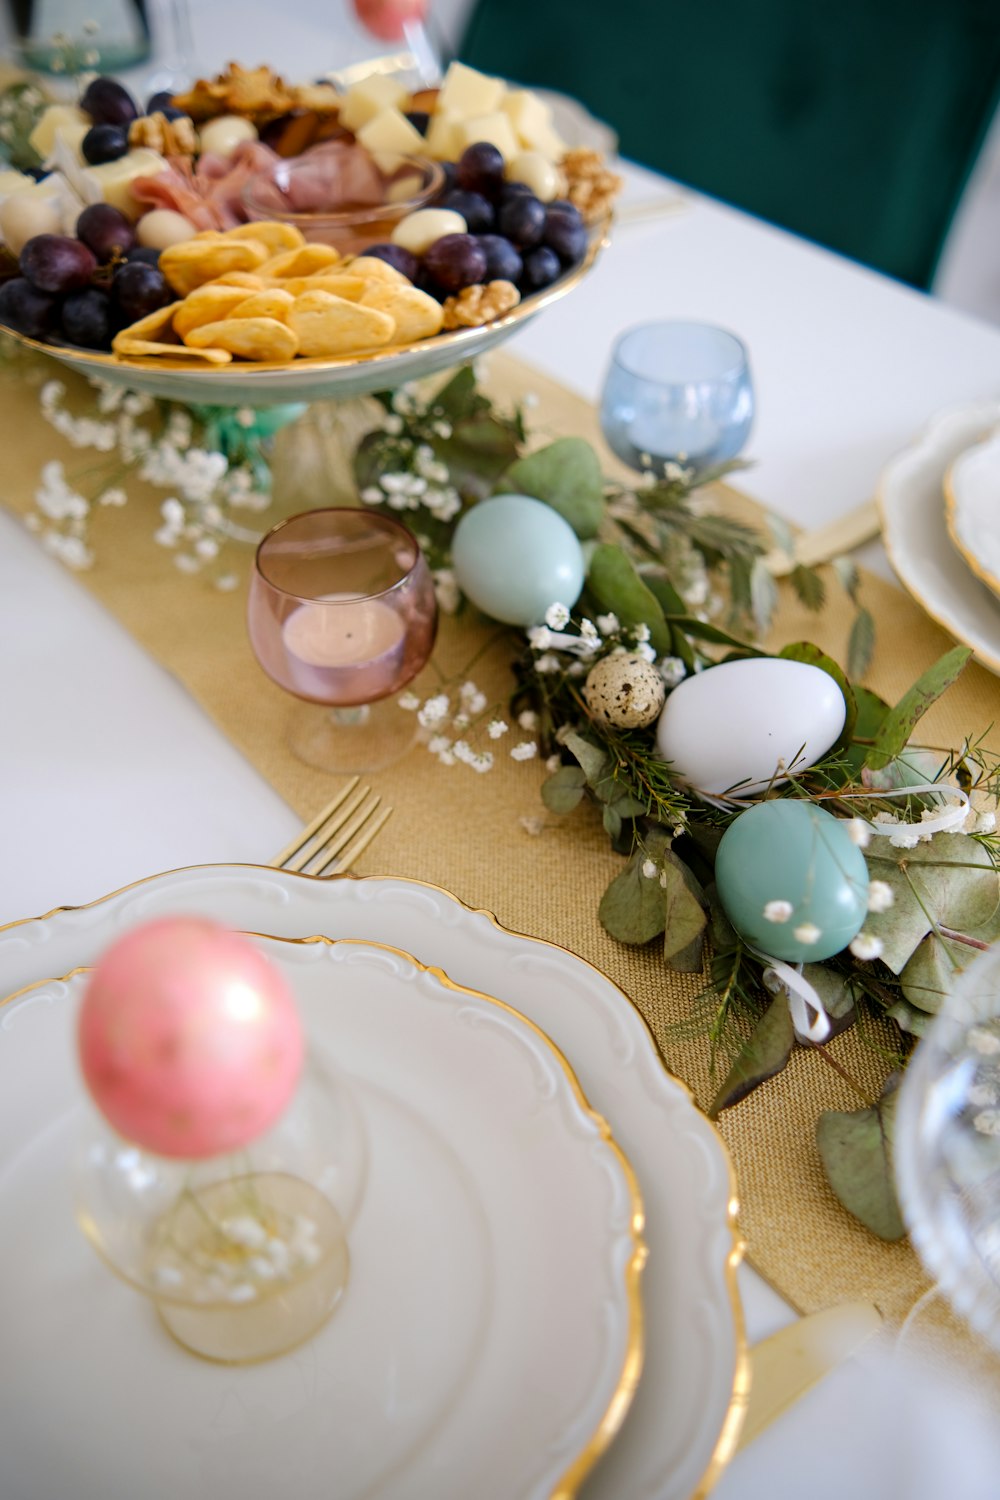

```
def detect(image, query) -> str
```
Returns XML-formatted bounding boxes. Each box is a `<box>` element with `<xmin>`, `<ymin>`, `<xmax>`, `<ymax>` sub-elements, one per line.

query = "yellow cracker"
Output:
<box><xmin>347</xmin><ymin>255</ymin><xmax>409</xmax><ymax>284</ymax></box>
<box><xmin>226</xmin><ymin>288</ymin><xmax>296</xmax><ymax>323</ymax></box>
<box><xmin>360</xmin><ymin>283</ymin><xmax>443</xmax><ymax>343</ymax></box>
<box><xmin>114</xmin><ymin>338</ymin><xmax>232</xmax><ymax>364</ymax></box>
<box><xmin>213</xmin><ymin>271</ymin><xmax>267</xmax><ymax>291</ymax></box>
<box><xmin>261</xmin><ymin>245</ymin><xmax>341</xmax><ymax>279</ymax></box>
<box><xmin>288</xmin><ymin>289</ymin><xmax>395</xmax><ymax>357</ymax></box>
<box><xmin>159</xmin><ymin>239</ymin><xmax>270</xmax><ymax>296</ymax></box>
<box><xmin>111</xmin><ymin>302</ymin><xmax>181</xmax><ymax>348</ymax></box>
<box><xmin>279</xmin><ymin>274</ymin><xmax>368</xmax><ymax>301</ymax></box>
<box><xmin>224</xmin><ymin>221</ymin><xmax>305</xmax><ymax>254</ymax></box>
<box><xmin>173</xmin><ymin>284</ymin><xmax>254</xmax><ymax>338</ymax></box>
<box><xmin>184</xmin><ymin>316</ymin><xmax>300</xmax><ymax>362</ymax></box>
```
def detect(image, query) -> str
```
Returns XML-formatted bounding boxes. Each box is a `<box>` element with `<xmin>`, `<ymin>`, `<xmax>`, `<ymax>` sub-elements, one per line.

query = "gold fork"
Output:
<box><xmin>270</xmin><ymin>777</ymin><xmax>393</xmax><ymax>877</ymax></box>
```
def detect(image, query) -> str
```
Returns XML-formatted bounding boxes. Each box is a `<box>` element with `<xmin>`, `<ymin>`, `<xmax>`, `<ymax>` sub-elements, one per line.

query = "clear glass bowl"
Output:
<box><xmin>241</xmin><ymin>146</ymin><xmax>445</xmax><ymax>255</ymax></box>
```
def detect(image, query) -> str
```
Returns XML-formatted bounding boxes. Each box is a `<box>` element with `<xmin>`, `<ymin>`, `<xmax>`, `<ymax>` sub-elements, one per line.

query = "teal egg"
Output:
<box><xmin>451</xmin><ymin>494</ymin><xmax>585</xmax><ymax>627</ymax></box>
<box><xmin>715</xmin><ymin>800</ymin><xmax>869</xmax><ymax>962</ymax></box>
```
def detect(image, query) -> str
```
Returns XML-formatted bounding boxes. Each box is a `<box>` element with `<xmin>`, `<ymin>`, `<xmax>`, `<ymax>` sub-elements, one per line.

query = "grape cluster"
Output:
<box><xmin>368</xmin><ymin>141</ymin><xmax>588</xmax><ymax>304</ymax></box>
<box><xmin>0</xmin><ymin>204</ymin><xmax>170</xmax><ymax>350</ymax></box>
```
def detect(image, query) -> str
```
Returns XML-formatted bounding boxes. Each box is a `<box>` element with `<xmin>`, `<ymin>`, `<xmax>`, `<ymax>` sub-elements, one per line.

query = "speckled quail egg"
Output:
<box><xmin>583</xmin><ymin>652</ymin><xmax>666</xmax><ymax>729</ymax></box>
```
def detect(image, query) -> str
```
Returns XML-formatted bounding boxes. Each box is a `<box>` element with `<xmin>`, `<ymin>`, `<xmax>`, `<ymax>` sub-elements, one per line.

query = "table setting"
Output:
<box><xmin>3</xmin><ymin>8</ymin><xmax>1000</xmax><ymax>1500</ymax></box>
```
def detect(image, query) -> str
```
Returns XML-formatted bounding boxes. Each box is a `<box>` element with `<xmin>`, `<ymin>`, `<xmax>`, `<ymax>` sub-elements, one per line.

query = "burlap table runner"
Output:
<box><xmin>6</xmin><ymin>345</ymin><xmax>1000</xmax><ymax>1372</ymax></box>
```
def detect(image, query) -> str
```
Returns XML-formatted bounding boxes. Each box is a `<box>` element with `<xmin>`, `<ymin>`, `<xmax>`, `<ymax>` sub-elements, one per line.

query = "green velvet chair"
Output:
<box><xmin>459</xmin><ymin>0</ymin><xmax>1000</xmax><ymax>290</ymax></box>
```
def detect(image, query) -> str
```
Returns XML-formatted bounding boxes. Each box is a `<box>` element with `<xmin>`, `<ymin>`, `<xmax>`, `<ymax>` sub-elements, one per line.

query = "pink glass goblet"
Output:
<box><xmin>248</xmin><ymin>508</ymin><xmax>437</xmax><ymax>773</ymax></box>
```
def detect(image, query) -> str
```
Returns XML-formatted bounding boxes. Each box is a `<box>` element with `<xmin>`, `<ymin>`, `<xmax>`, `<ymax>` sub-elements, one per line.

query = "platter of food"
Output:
<box><xmin>0</xmin><ymin>59</ymin><xmax>617</xmax><ymax>403</ymax></box>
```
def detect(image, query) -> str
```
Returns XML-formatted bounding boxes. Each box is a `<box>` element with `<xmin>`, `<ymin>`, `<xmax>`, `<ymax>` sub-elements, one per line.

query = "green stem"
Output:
<box><xmin>811</xmin><ymin>1042</ymin><xmax>873</xmax><ymax>1105</ymax></box>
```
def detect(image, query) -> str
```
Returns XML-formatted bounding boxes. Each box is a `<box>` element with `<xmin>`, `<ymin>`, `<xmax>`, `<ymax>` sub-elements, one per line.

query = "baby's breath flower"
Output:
<box><xmin>98</xmin><ymin>486</ymin><xmax>126</xmax><ymax>507</ymax></box>
<box><xmin>215</xmin><ymin>573</ymin><xmax>239</xmax><ymax>592</ymax></box>
<box><xmin>793</xmin><ymin>922</ymin><xmax>822</xmax><ymax>946</ymax></box>
<box><xmin>432</xmin><ymin>568</ymin><xmax>460</xmax><ymax>613</ymax></box>
<box><xmin>631</xmin><ymin>622</ymin><xmax>651</xmax><ymax>643</ymax></box>
<box><xmin>596</xmin><ymin>612</ymin><xmax>620</xmax><ymax>635</ymax></box>
<box><xmin>417</xmin><ymin>693</ymin><xmax>449</xmax><ymax>728</ymax></box>
<box><xmin>518</xmin><ymin>710</ymin><xmax>539</xmax><ymax>731</ymax></box>
<box><xmin>510</xmin><ymin>741</ymin><xmax>538</xmax><ymax>761</ymax></box>
<box><xmin>527</xmin><ymin>625</ymin><xmax>551</xmax><ymax>651</ymax></box>
<box><xmin>535</xmin><ymin>654</ymin><xmax>562</xmax><ymax>673</ymax></box>
<box><xmin>867</xmin><ymin>881</ymin><xmax>894</xmax><ymax>913</ymax></box>
<box><xmin>975</xmin><ymin>810</ymin><xmax>997</xmax><ymax>833</ymax></box>
<box><xmin>361</xmin><ymin>486</ymin><xmax>383</xmax><ymax>504</ymax></box>
<box><xmin>642</xmin><ymin>859</ymin><xmax>657</xmax><ymax>879</ymax></box>
<box><xmin>545</xmin><ymin>753</ymin><xmax>561</xmax><ymax>772</ymax></box>
<box><xmin>847</xmin><ymin>818</ymin><xmax>872</xmax><ymax>848</ymax></box>
<box><xmin>973</xmin><ymin>1109</ymin><xmax>1000</xmax><ymax>1137</ymax></box>
<box><xmin>849</xmin><ymin>932</ymin><xmax>883</xmax><ymax>961</ymax></box>
<box><xmin>427</xmin><ymin>734</ymin><xmax>452</xmax><ymax>755</ymax></box>
<box><xmin>519</xmin><ymin>814</ymin><xmax>544</xmax><ymax>835</ymax></box>
<box><xmin>579</xmin><ymin>618</ymin><xmax>599</xmax><ymax>639</ymax></box>
<box><xmin>545</xmin><ymin>602</ymin><xmax>570</xmax><ymax>630</ymax></box>
<box><xmin>383</xmin><ymin>413</ymin><xmax>404</xmax><ymax>435</ymax></box>
<box><xmin>763</xmin><ymin>900</ymin><xmax>793</xmax><ymax>923</ymax></box>
<box><xmin>634</xmin><ymin>641</ymin><xmax>656</xmax><ymax>663</ymax></box>
<box><xmin>397</xmin><ymin>692</ymin><xmax>420</xmax><ymax>712</ymax></box>
<box><xmin>659</xmin><ymin>657</ymin><xmax>686</xmax><ymax>687</ymax></box>
<box><xmin>487</xmin><ymin>719</ymin><xmax>509</xmax><ymax>739</ymax></box>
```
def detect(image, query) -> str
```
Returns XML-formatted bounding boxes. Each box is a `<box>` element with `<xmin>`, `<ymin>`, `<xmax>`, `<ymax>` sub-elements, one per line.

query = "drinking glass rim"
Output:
<box><xmin>253</xmin><ymin>507</ymin><xmax>423</xmax><ymax>604</ymax></box>
<box><xmin>611</xmin><ymin>320</ymin><xmax>750</xmax><ymax>385</ymax></box>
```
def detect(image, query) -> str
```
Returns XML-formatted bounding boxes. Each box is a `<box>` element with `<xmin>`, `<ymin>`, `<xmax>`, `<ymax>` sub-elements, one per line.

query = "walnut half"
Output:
<box><xmin>128</xmin><ymin>111</ymin><xmax>198</xmax><ymax>158</ymax></box>
<box><xmin>560</xmin><ymin>147</ymin><xmax>623</xmax><ymax>224</ymax></box>
<box><xmin>442</xmin><ymin>280</ymin><xmax>521</xmax><ymax>330</ymax></box>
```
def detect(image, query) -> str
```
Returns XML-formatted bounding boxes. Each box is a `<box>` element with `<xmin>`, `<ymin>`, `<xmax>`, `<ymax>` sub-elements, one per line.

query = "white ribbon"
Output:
<box><xmin>840</xmin><ymin>780</ymin><xmax>971</xmax><ymax>840</ymax></box>
<box><xmin>751</xmin><ymin>947</ymin><xmax>832</xmax><ymax>1043</ymax></box>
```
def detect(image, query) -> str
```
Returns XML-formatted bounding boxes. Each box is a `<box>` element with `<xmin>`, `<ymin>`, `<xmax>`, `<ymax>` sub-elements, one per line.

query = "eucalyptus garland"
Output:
<box><xmin>354</xmin><ymin>365</ymin><xmax>1000</xmax><ymax>1240</ymax></box>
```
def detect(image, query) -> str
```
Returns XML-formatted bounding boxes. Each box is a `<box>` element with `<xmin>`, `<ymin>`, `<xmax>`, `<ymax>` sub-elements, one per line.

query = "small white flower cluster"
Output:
<box><xmin>400</xmin><ymin>681</ymin><xmax>537</xmax><ymax>772</ymax></box>
<box><xmin>152</xmin><ymin>1209</ymin><xmax>323</xmax><ymax>1304</ymax></box>
<box><xmin>361</xmin><ymin>441</ymin><xmax>462</xmax><ymax>525</ymax></box>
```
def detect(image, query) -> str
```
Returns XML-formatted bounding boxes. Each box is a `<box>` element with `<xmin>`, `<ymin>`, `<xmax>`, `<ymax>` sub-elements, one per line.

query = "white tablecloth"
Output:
<box><xmin>3</xmin><ymin>12</ymin><xmax>1000</xmax><ymax>1496</ymax></box>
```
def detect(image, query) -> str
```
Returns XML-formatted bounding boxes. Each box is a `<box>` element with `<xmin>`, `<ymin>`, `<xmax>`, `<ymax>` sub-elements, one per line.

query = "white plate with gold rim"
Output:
<box><xmin>877</xmin><ymin>399</ymin><xmax>1000</xmax><ymax>673</ymax></box>
<box><xmin>0</xmin><ymin>867</ymin><xmax>746</xmax><ymax>1500</ymax></box>
<box><xmin>944</xmin><ymin>427</ymin><xmax>1000</xmax><ymax>603</ymax></box>
<box><xmin>0</xmin><ymin>935</ymin><xmax>643</xmax><ymax>1500</ymax></box>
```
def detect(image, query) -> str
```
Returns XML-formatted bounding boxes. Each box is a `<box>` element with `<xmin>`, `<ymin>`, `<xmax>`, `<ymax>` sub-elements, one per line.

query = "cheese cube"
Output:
<box><xmin>339</xmin><ymin>74</ymin><xmax>408</xmax><ymax>134</ymax></box>
<box><xmin>0</xmin><ymin>170</ymin><xmax>35</xmax><ymax>205</ymax></box>
<box><xmin>79</xmin><ymin>149</ymin><xmax>168</xmax><ymax>218</ymax></box>
<box><xmin>357</xmin><ymin>107</ymin><xmax>427</xmax><ymax>172</ymax></box>
<box><xmin>502</xmin><ymin>89</ymin><xmax>552</xmax><ymax>141</ymax></box>
<box><xmin>454</xmin><ymin>111</ymin><xmax>520</xmax><ymax>163</ymax></box>
<box><xmin>28</xmin><ymin>104</ymin><xmax>88</xmax><ymax>161</ymax></box>
<box><xmin>425</xmin><ymin>110</ymin><xmax>465</xmax><ymax>162</ymax></box>
<box><xmin>437</xmin><ymin>61</ymin><xmax>505</xmax><ymax>119</ymax></box>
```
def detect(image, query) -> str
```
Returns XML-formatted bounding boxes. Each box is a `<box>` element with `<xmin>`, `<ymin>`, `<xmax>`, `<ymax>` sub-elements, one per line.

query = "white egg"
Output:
<box><xmin>0</xmin><ymin>192</ymin><xmax>62</xmax><ymax>255</ymax></box>
<box><xmin>197</xmin><ymin>114</ymin><xmax>259</xmax><ymax>157</ymax></box>
<box><xmin>506</xmin><ymin>150</ymin><xmax>559</xmax><ymax>202</ymax></box>
<box><xmin>137</xmin><ymin>208</ymin><xmax>197</xmax><ymax>249</ymax></box>
<box><xmin>391</xmin><ymin>207</ymin><xmax>466</xmax><ymax>255</ymax></box>
<box><xmin>655</xmin><ymin>657</ymin><xmax>846</xmax><ymax>797</ymax></box>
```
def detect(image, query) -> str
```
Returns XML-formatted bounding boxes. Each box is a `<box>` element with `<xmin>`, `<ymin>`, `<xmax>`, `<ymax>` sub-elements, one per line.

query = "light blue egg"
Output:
<box><xmin>451</xmin><ymin>494</ymin><xmax>585</xmax><ymax>627</ymax></box>
<box><xmin>715</xmin><ymin>800</ymin><xmax>869</xmax><ymax>962</ymax></box>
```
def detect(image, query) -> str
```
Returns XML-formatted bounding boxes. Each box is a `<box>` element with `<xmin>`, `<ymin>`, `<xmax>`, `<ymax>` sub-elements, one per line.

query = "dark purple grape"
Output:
<box><xmin>360</xmin><ymin>242</ymin><xmax>419</xmax><ymax>280</ymax></box>
<box><xmin>125</xmin><ymin>246</ymin><xmax>161</xmax><ymax>266</ymax></box>
<box><xmin>439</xmin><ymin>189</ymin><xmax>494</xmax><ymax>233</ymax></box>
<box><xmin>475</xmin><ymin>233</ymin><xmax>522</xmax><ymax>283</ymax></box>
<box><xmin>82</xmin><ymin>123</ymin><xmax>129</xmax><ymax>166</ymax></box>
<box><xmin>455</xmin><ymin>142</ymin><xmax>505</xmax><ymax>195</ymax></box>
<box><xmin>414</xmin><ymin>266</ymin><xmax>448</xmax><ymax>302</ymax></box>
<box><xmin>543</xmin><ymin>199</ymin><xmax>587</xmax><ymax>263</ymax></box>
<box><xmin>77</xmin><ymin>203</ymin><xmax>136</xmax><ymax>262</ymax></box>
<box><xmin>110</xmin><ymin>261</ymin><xmax>171</xmax><ymax>326</ymax></box>
<box><xmin>20</xmin><ymin>234</ymin><xmax>97</xmax><ymax>294</ymax></box>
<box><xmin>497</xmin><ymin>193</ymin><xmax>546</xmax><ymax>249</ymax></box>
<box><xmin>145</xmin><ymin>90</ymin><xmax>176</xmax><ymax>114</ymax></box>
<box><xmin>437</xmin><ymin>161</ymin><xmax>457</xmax><ymax>195</ymax></box>
<box><xmin>499</xmin><ymin>180</ymin><xmax>534</xmax><ymax>202</ymax></box>
<box><xmin>60</xmin><ymin>286</ymin><xmax>112</xmax><ymax>349</ymax></box>
<box><xmin>80</xmin><ymin>76</ymin><xmax>138</xmax><ymax>127</ymax></box>
<box><xmin>422</xmin><ymin>233</ymin><xmax>488</xmax><ymax>292</ymax></box>
<box><xmin>404</xmin><ymin>110</ymin><xmax>430</xmax><ymax>135</ymax></box>
<box><xmin>521</xmin><ymin>245</ymin><xmax>562</xmax><ymax>292</ymax></box>
<box><xmin>0</xmin><ymin>276</ymin><xmax>60</xmax><ymax>338</ymax></box>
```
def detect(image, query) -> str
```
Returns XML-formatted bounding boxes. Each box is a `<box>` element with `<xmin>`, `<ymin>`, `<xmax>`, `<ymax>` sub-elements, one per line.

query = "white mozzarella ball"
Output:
<box><xmin>391</xmin><ymin>207</ymin><xmax>467</xmax><ymax>255</ymax></box>
<box><xmin>197</xmin><ymin>114</ymin><xmax>259</xmax><ymax>157</ymax></box>
<box><xmin>137</xmin><ymin>208</ymin><xmax>198</xmax><ymax>249</ymax></box>
<box><xmin>506</xmin><ymin>150</ymin><xmax>559</xmax><ymax>202</ymax></box>
<box><xmin>0</xmin><ymin>193</ymin><xmax>63</xmax><ymax>255</ymax></box>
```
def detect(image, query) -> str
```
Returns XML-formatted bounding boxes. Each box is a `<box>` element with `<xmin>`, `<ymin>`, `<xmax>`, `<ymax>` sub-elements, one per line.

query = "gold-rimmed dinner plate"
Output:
<box><xmin>0</xmin><ymin>867</ymin><xmax>747</xmax><ymax>1499</ymax></box>
<box><xmin>944</xmin><ymin>427</ymin><xmax>1000</xmax><ymax>604</ymax></box>
<box><xmin>0</xmin><ymin>934</ymin><xmax>644</xmax><ymax>1500</ymax></box>
<box><xmin>877</xmin><ymin>399</ymin><xmax>1000</xmax><ymax>674</ymax></box>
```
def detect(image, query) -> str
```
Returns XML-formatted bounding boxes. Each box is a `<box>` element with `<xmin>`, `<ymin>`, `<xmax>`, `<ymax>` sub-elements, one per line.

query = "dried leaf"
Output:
<box><xmin>899</xmin><ymin>931</ymin><xmax>970</xmax><ymax>1015</ymax></box>
<box><xmin>865</xmin><ymin>646</ymin><xmax>972</xmax><ymax>770</ymax></box>
<box><xmin>496</xmin><ymin>437</ymin><xmax>606</xmax><ymax>538</ymax></box>
<box><xmin>847</xmin><ymin>605</ymin><xmax>876</xmax><ymax>681</ymax></box>
<box><xmin>599</xmin><ymin>847</ymin><xmax>667</xmax><ymax>945</ymax></box>
<box><xmin>816</xmin><ymin>1078</ymin><xmax>906</xmax><ymax>1241</ymax></box>
<box><xmin>801</xmin><ymin>964</ymin><xmax>856</xmax><ymax>1036</ymax></box>
<box><xmin>661</xmin><ymin>851</ymin><xmax>707</xmax><ymax>964</ymax></box>
<box><xmin>561</xmin><ymin>730</ymin><xmax>609</xmax><ymax>788</ymax></box>
<box><xmin>540</xmin><ymin>765</ymin><xmax>587</xmax><ymax>815</ymax></box>
<box><xmin>587</xmin><ymin>545</ymin><xmax>672</xmax><ymax>655</ymax></box>
<box><xmin>865</xmin><ymin>833</ymin><xmax>999</xmax><ymax>973</ymax></box>
<box><xmin>708</xmin><ymin>997</ymin><xmax>795</xmax><ymax>1116</ymax></box>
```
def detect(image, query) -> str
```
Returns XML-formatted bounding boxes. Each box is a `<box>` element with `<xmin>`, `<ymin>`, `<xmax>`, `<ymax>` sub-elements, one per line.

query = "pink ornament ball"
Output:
<box><xmin>353</xmin><ymin>0</ymin><xmax>427</xmax><ymax>42</ymax></box>
<box><xmin>78</xmin><ymin>917</ymin><xmax>304</xmax><ymax>1160</ymax></box>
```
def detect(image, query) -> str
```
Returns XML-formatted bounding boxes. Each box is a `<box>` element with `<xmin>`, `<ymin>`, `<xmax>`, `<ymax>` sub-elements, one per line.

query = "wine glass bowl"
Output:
<box><xmin>600</xmin><ymin>320</ymin><xmax>754</xmax><ymax>476</ymax></box>
<box><xmin>248</xmin><ymin>508</ymin><xmax>437</xmax><ymax>770</ymax></box>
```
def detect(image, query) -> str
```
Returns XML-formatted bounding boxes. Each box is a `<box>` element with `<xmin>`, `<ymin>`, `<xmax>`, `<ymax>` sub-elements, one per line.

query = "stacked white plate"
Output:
<box><xmin>0</xmin><ymin>868</ymin><xmax>746</xmax><ymax>1500</ymax></box>
<box><xmin>878</xmin><ymin>400</ymin><xmax>1000</xmax><ymax>671</ymax></box>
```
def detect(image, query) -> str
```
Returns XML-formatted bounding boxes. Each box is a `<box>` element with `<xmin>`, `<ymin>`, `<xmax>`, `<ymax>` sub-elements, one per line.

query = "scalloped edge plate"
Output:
<box><xmin>944</xmin><ymin>427</ymin><xmax>1000</xmax><ymax>604</ymax></box>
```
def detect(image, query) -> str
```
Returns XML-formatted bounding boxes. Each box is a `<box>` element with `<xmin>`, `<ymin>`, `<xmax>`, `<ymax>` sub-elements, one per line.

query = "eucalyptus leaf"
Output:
<box><xmin>495</xmin><ymin>437</ymin><xmax>606</xmax><ymax>538</ymax></box>
<box><xmin>847</xmin><ymin>606</ymin><xmax>876</xmax><ymax>681</ymax></box>
<box><xmin>662</xmin><ymin>614</ymin><xmax>759</xmax><ymax>651</ymax></box>
<box><xmin>899</xmin><ymin>931</ymin><xmax>970</xmax><ymax>1015</ymax></box>
<box><xmin>435</xmin><ymin>417</ymin><xmax>521</xmax><ymax>499</ymax></box>
<box><xmin>778</xmin><ymin>641</ymin><xmax>857</xmax><ymax>750</ymax></box>
<box><xmin>865</xmin><ymin>646</ymin><xmax>972</xmax><ymax>770</ymax></box>
<box><xmin>562</xmin><ymin>730</ymin><xmax>610</xmax><ymax>787</ymax></box>
<box><xmin>608</xmin><ymin>789</ymin><xmax>651</xmax><ymax>819</ymax></box>
<box><xmin>706</xmin><ymin>882</ymin><xmax>738</xmax><ymax>951</ymax></box>
<box><xmin>588</xmin><ymin>545</ymin><xmax>672</xmax><ymax>655</ymax></box>
<box><xmin>661</xmin><ymin>851</ymin><xmax>708</xmax><ymax>964</ymax></box>
<box><xmin>598</xmin><ymin>835</ymin><xmax>671</xmax><ymax>945</ymax></box>
<box><xmin>667</xmin><ymin>931</ymin><xmax>706</xmax><ymax>973</ymax></box>
<box><xmin>801</xmin><ymin>964</ymin><xmax>857</xmax><ymax>1035</ymax></box>
<box><xmin>865</xmin><ymin>833</ymin><xmax>1000</xmax><ymax>973</ymax></box>
<box><xmin>832</xmin><ymin>555</ymin><xmax>860</xmax><ymax>602</ymax></box>
<box><xmin>603</xmin><ymin>804</ymin><xmax>623</xmax><ymax>840</ymax></box>
<box><xmin>790</xmin><ymin>564</ymin><xmax>826</xmax><ymax>612</ymax></box>
<box><xmin>816</xmin><ymin>1078</ymin><xmax>906</xmax><ymax>1241</ymax></box>
<box><xmin>541</xmin><ymin>765</ymin><xmax>587</xmax><ymax>815</ymax></box>
<box><xmin>750</xmin><ymin>557</ymin><xmax>779</xmax><ymax>635</ymax></box>
<box><xmin>767</xmin><ymin>512</ymin><xmax>795</xmax><ymax>557</ymax></box>
<box><xmin>843</xmin><ymin>685</ymin><xmax>889</xmax><ymax>776</ymax></box>
<box><xmin>885</xmin><ymin>1000</ymin><xmax>931</xmax><ymax>1038</ymax></box>
<box><xmin>432</xmin><ymin>365</ymin><xmax>486</xmax><ymax>421</ymax></box>
<box><xmin>708</xmin><ymin>997</ymin><xmax>795</xmax><ymax>1116</ymax></box>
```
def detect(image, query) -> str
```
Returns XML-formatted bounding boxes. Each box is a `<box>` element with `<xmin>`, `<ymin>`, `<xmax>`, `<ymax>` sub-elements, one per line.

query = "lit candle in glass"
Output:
<box><xmin>281</xmin><ymin>594</ymin><xmax>407</xmax><ymax>702</ymax></box>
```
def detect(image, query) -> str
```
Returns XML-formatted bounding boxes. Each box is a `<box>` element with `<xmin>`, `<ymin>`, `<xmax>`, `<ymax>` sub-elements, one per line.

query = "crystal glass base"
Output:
<box><xmin>288</xmin><ymin>698</ymin><xmax>420</xmax><ymax>774</ymax></box>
